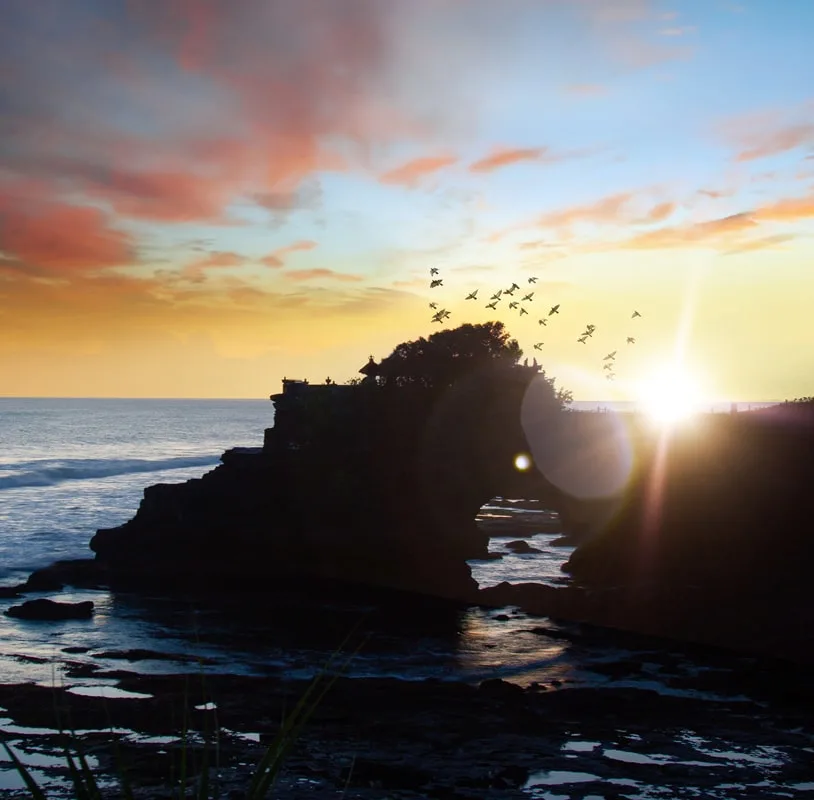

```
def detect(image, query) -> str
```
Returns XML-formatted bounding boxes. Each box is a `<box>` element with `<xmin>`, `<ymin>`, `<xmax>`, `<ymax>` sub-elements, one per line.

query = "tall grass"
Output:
<box><xmin>0</xmin><ymin>635</ymin><xmax>361</xmax><ymax>799</ymax></box>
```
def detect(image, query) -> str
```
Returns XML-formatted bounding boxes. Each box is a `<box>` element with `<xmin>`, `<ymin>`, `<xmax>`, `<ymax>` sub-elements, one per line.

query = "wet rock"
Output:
<box><xmin>23</xmin><ymin>559</ymin><xmax>106</xmax><ymax>592</ymax></box>
<box><xmin>5</xmin><ymin>598</ymin><xmax>94</xmax><ymax>621</ymax></box>
<box><xmin>504</xmin><ymin>540</ymin><xmax>543</xmax><ymax>554</ymax></box>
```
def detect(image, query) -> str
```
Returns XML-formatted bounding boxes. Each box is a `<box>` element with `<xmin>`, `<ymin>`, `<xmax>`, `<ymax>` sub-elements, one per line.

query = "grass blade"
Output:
<box><xmin>1</xmin><ymin>740</ymin><xmax>49</xmax><ymax>800</ymax></box>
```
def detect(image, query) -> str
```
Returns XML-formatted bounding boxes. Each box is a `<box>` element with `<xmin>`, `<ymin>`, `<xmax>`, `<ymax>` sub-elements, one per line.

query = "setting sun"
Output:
<box><xmin>635</xmin><ymin>365</ymin><xmax>705</xmax><ymax>427</ymax></box>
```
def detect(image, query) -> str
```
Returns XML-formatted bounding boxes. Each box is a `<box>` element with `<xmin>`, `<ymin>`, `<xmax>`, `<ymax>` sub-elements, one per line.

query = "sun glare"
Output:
<box><xmin>636</xmin><ymin>365</ymin><xmax>704</xmax><ymax>427</ymax></box>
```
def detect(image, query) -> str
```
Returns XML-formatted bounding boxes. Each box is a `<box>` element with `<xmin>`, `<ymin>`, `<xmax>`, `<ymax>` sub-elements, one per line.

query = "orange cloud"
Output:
<box><xmin>0</xmin><ymin>198</ymin><xmax>135</xmax><ymax>274</ymax></box>
<box><xmin>622</xmin><ymin>212</ymin><xmax>757</xmax><ymax>250</ymax></box>
<box><xmin>259</xmin><ymin>240</ymin><xmax>319</xmax><ymax>269</ymax></box>
<box><xmin>284</xmin><ymin>268</ymin><xmax>363</xmax><ymax>283</ymax></box>
<box><xmin>736</xmin><ymin>124</ymin><xmax>814</xmax><ymax>163</ymax></box>
<box><xmin>193</xmin><ymin>251</ymin><xmax>247</xmax><ymax>269</ymax></box>
<box><xmin>640</xmin><ymin>201</ymin><xmax>675</xmax><ymax>223</ymax></box>
<box><xmin>380</xmin><ymin>155</ymin><xmax>457</xmax><ymax>187</ymax></box>
<box><xmin>469</xmin><ymin>148</ymin><xmax>546</xmax><ymax>173</ymax></box>
<box><xmin>538</xmin><ymin>192</ymin><xmax>635</xmax><ymax>229</ymax></box>
<box><xmin>755</xmin><ymin>192</ymin><xmax>814</xmax><ymax>221</ymax></box>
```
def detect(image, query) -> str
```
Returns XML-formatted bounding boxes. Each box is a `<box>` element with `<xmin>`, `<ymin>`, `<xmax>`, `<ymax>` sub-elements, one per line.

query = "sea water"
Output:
<box><xmin>0</xmin><ymin>397</ymin><xmax>273</xmax><ymax>584</ymax></box>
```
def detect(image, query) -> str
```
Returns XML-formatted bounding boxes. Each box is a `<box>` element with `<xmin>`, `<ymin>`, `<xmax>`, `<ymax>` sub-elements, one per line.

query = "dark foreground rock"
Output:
<box><xmin>0</xmin><ymin>663</ymin><xmax>813</xmax><ymax>800</ymax></box>
<box><xmin>5</xmin><ymin>598</ymin><xmax>95</xmax><ymax>621</ymax></box>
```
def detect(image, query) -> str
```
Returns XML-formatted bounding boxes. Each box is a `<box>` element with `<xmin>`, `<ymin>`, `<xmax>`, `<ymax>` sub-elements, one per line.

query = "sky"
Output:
<box><xmin>1</xmin><ymin>0</ymin><xmax>813</xmax><ymax>400</ymax></box>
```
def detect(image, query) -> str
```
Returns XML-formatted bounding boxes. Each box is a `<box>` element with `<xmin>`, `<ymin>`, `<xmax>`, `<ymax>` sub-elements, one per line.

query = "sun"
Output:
<box><xmin>635</xmin><ymin>364</ymin><xmax>705</xmax><ymax>427</ymax></box>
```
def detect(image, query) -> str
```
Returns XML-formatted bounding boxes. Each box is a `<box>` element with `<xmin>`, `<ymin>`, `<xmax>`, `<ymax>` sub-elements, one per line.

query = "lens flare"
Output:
<box><xmin>520</xmin><ymin>375</ymin><xmax>634</xmax><ymax>499</ymax></box>
<box><xmin>514</xmin><ymin>452</ymin><xmax>532</xmax><ymax>472</ymax></box>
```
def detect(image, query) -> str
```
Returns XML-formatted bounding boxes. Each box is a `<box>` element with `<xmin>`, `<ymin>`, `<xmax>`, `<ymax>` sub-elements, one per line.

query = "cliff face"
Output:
<box><xmin>90</xmin><ymin>366</ymin><xmax>587</xmax><ymax>601</ymax></box>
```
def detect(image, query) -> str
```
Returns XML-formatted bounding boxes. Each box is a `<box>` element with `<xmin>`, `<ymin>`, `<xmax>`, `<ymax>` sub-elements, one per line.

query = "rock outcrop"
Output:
<box><xmin>89</xmin><ymin>364</ymin><xmax>592</xmax><ymax>602</ymax></box>
<box><xmin>6</xmin><ymin>599</ymin><xmax>94</xmax><ymax>621</ymax></box>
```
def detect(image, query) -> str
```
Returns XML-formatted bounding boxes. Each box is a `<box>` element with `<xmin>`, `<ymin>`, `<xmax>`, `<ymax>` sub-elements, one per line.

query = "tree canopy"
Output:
<box><xmin>376</xmin><ymin>322</ymin><xmax>522</xmax><ymax>389</ymax></box>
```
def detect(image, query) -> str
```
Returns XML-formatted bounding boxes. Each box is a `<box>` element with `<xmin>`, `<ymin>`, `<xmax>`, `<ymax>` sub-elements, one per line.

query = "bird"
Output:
<box><xmin>442</xmin><ymin>309</ymin><xmax>451</xmax><ymax>319</ymax></box>
<box><xmin>528</xmin><ymin>277</ymin><xmax>538</xmax><ymax>284</ymax></box>
<box><xmin>509</xmin><ymin>301</ymin><xmax>519</xmax><ymax>309</ymax></box>
<box><xmin>577</xmin><ymin>336</ymin><xmax>588</xmax><ymax>344</ymax></box>
<box><xmin>430</xmin><ymin>268</ymin><xmax>439</xmax><ymax>276</ymax></box>
<box><xmin>510</xmin><ymin>282</ymin><xmax>520</xmax><ymax>291</ymax></box>
<box><xmin>504</xmin><ymin>287</ymin><xmax>516</xmax><ymax>296</ymax></box>
<box><xmin>522</xmin><ymin>292</ymin><xmax>534</xmax><ymax>302</ymax></box>
<box><xmin>538</xmin><ymin>319</ymin><xmax>547</xmax><ymax>326</ymax></box>
<box><xmin>632</xmin><ymin>310</ymin><xmax>642</xmax><ymax>319</ymax></box>
<box><xmin>430</xmin><ymin>279</ymin><xmax>443</xmax><ymax>288</ymax></box>
<box><xmin>548</xmin><ymin>304</ymin><xmax>560</xmax><ymax>315</ymax></box>
<box><xmin>486</xmin><ymin>301</ymin><xmax>498</xmax><ymax>310</ymax></box>
<box><xmin>627</xmin><ymin>337</ymin><xmax>636</xmax><ymax>344</ymax></box>
<box><xmin>466</xmin><ymin>290</ymin><xmax>478</xmax><ymax>300</ymax></box>
<box><xmin>534</xmin><ymin>342</ymin><xmax>543</xmax><ymax>350</ymax></box>
<box><xmin>585</xmin><ymin>324</ymin><xmax>596</xmax><ymax>333</ymax></box>
<box><xmin>491</xmin><ymin>290</ymin><xmax>502</xmax><ymax>300</ymax></box>
<box><xmin>580</xmin><ymin>330</ymin><xmax>594</xmax><ymax>339</ymax></box>
<box><xmin>606</xmin><ymin>373</ymin><xmax>616</xmax><ymax>381</ymax></box>
<box><xmin>519</xmin><ymin>307</ymin><xmax>528</xmax><ymax>315</ymax></box>
<box><xmin>429</xmin><ymin>302</ymin><xmax>438</xmax><ymax>309</ymax></box>
<box><xmin>603</xmin><ymin>363</ymin><xmax>614</xmax><ymax>371</ymax></box>
<box><xmin>603</xmin><ymin>351</ymin><xmax>617</xmax><ymax>361</ymax></box>
<box><xmin>432</xmin><ymin>311</ymin><xmax>444</xmax><ymax>323</ymax></box>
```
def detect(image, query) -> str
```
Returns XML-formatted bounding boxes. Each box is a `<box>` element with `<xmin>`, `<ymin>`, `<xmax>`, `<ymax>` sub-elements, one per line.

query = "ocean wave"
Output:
<box><xmin>0</xmin><ymin>455</ymin><xmax>219</xmax><ymax>490</ymax></box>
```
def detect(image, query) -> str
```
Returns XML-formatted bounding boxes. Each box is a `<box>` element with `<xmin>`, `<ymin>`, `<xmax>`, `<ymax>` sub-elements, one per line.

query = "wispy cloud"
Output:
<box><xmin>621</xmin><ymin>212</ymin><xmax>757</xmax><ymax>249</ymax></box>
<box><xmin>379</xmin><ymin>155</ymin><xmax>457</xmax><ymax>187</ymax></box>
<box><xmin>284</xmin><ymin>268</ymin><xmax>363</xmax><ymax>283</ymax></box>
<box><xmin>723</xmin><ymin>234</ymin><xmax>796</xmax><ymax>256</ymax></box>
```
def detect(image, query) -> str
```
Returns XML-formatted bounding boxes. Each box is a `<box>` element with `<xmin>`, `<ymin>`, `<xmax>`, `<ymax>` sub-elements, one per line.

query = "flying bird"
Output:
<box><xmin>534</xmin><ymin>342</ymin><xmax>543</xmax><ymax>350</ymax></box>
<box><xmin>577</xmin><ymin>336</ymin><xmax>588</xmax><ymax>344</ymax></box>
<box><xmin>538</xmin><ymin>319</ymin><xmax>547</xmax><ymax>326</ymax></box>
<box><xmin>519</xmin><ymin>307</ymin><xmax>529</xmax><ymax>315</ymax></box>
<box><xmin>603</xmin><ymin>363</ymin><xmax>614</xmax><ymax>371</ymax></box>
<box><xmin>606</xmin><ymin>373</ymin><xmax>616</xmax><ymax>381</ymax></box>
<box><xmin>431</xmin><ymin>311</ymin><xmax>444</xmax><ymax>323</ymax></box>
<box><xmin>429</xmin><ymin>302</ymin><xmax>438</xmax><ymax>309</ymax></box>
<box><xmin>627</xmin><ymin>337</ymin><xmax>636</xmax><ymax>344</ymax></box>
<box><xmin>632</xmin><ymin>310</ymin><xmax>642</xmax><ymax>319</ymax></box>
<box><xmin>510</xmin><ymin>282</ymin><xmax>520</xmax><ymax>291</ymax></box>
<box><xmin>504</xmin><ymin>287</ymin><xmax>516</xmax><ymax>296</ymax></box>
<box><xmin>528</xmin><ymin>277</ymin><xmax>538</xmax><ymax>284</ymax></box>
<box><xmin>548</xmin><ymin>304</ymin><xmax>560</xmax><ymax>316</ymax></box>
<box><xmin>442</xmin><ymin>309</ymin><xmax>451</xmax><ymax>319</ymax></box>
<box><xmin>486</xmin><ymin>301</ymin><xmax>498</xmax><ymax>310</ymax></box>
<box><xmin>430</xmin><ymin>279</ymin><xmax>443</xmax><ymax>288</ymax></box>
<box><xmin>430</xmin><ymin>268</ymin><xmax>439</xmax><ymax>276</ymax></box>
<box><xmin>585</xmin><ymin>324</ymin><xmax>596</xmax><ymax>333</ymax></box>
<box><xmin>509</xmin><ymin>301</ymin><xmax>519</xmax><ymax>309</ymax></box>
<box><xmin>522</xmin><ymin>292</ymin><xmax>534</xmax><ymax>302</ymax></box>
<box><xmin>466</xmin><ymin>290</ymin><xmax>478</xmax><ymax>300</ymax></box>
<box><xmin>491</xmin><ymin>290</ymin><xmax>502</xmax><ymax>300</ymax></box>
<box><xmin>603</xmin><ymin>351</ymin><xmax>617</xmax><ymax>361</ymax></box>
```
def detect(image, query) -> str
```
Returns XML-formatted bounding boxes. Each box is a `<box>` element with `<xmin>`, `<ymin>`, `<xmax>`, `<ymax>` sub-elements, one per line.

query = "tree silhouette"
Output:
<box><xmin>376</xmin><ymin>321</ymin><xmax>523</xmax><ymax>389</ymax></box>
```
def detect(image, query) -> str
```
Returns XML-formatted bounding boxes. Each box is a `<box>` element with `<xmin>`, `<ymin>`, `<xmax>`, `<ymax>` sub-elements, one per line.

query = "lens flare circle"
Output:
<box><xmin>520</xmin><ymin>375</ymin><xmax>634</xmax><ymax>500</ymax></box>
<box><xmin>513</xmin><ymin>452</ymin><xmax>532</xmax><ymax>472</ymax></box>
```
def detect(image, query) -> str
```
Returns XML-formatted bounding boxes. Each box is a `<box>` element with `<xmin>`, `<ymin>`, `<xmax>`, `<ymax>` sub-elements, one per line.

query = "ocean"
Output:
<box><xmin>1</xmin><ymin>398</ymin><xmax>811</xmax><ymax>797</ymax></box>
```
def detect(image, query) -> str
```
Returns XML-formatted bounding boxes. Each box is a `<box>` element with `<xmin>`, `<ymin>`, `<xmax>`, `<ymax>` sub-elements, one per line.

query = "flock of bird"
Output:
<box><xmin>427</xmin><ymin>267</ymin><xmax>643</xmax><ymax>381</ymax></box>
